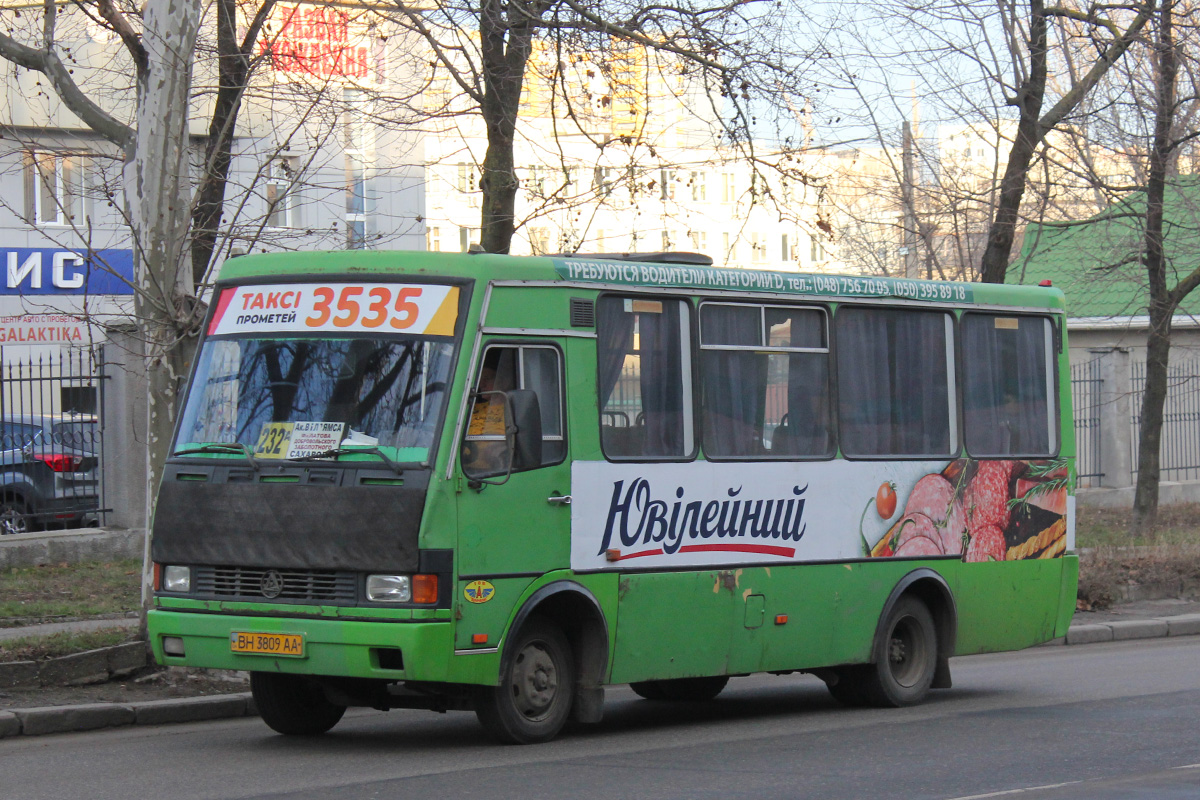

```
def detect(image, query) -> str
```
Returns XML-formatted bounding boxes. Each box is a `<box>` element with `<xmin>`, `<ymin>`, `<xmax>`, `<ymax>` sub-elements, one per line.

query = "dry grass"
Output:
<box><xmin>0</xmin><ymin>628</ymin><xmax>137</xmax><ymax>662</ymax></box>
<box><xmin>1075</xmin><ymin>504</ymin><xmax>1200</xmax><ymax>609</ymax></box>
<box><xmin>1076</xmin><ymin>503</ymin><xmax>1200</xmax><ymax>548</ymax></box>
<box><xmin>0</xmin><ymin>560</ymin><xmax>142</xmax><ymax>627</ymax></box>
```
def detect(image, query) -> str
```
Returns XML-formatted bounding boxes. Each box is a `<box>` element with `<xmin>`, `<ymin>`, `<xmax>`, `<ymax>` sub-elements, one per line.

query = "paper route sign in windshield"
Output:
<box><xmin>207</xmin><ymin>283</ymin><xmax>460</xmax><ymax>336</ymax></box>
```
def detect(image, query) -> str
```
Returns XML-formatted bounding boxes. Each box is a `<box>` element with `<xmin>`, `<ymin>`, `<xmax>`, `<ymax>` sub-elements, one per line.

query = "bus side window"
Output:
<box><xmin>961</xmin><ymin>314</ymin><xmax>1056</xmax><ymax>456</ymax></box>
<box><xmin>698</xmin><ymin>302</ymin><xmax>832</xmax><ymax>459</ymax></box>
<box><xmin>836</xmin><ymin>307</ymin><xmax>954</xmax><ymax>457</ymax></box>
<box><xmin>597</xmin><ymin>296</ymin><xmax>693</xmax><ymax>459</ymax></box>
<box><xmin>462</xmin><ymin>344</ymin><xmax>565</xmax><ymax>478</ymax></box>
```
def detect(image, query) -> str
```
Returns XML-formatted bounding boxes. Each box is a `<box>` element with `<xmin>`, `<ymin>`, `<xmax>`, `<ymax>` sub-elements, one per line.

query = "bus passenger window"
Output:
<box><xmin>463</xmin><ymin>344</ymin><xmax>565</xmax><ymax>477</ymax></box>
<box><xmin>597</xmin><ymin>296</ymin><xmax>692</xmax><ymax>459</ymax></box>
<box><xmin>836</xmin><ymin>307</ymin><xmax>953</xmax><ymax>457</ymax></box>
<box><xmin>698</xmin><ymin>303</ymin><xmax>832</xmax><ymax>459</ymax></box>
<box><xmin>962</xmin><ymin>315</ymin><xmax>1055</xmax><ymax>456</ymax></box>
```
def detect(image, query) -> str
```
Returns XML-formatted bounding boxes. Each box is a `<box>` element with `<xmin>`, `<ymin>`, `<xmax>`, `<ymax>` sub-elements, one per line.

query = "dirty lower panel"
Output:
<box><xmin>608</xmin><ymin>570</ymin><xmax>733</xmax><ymax>685</ymax></box>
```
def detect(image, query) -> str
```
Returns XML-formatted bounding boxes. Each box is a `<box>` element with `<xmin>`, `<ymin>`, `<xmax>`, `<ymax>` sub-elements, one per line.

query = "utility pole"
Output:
<box><xmin>901</xmin><ymin>121</ymin><xmax>919</xmax><ymax>279</ymax></box>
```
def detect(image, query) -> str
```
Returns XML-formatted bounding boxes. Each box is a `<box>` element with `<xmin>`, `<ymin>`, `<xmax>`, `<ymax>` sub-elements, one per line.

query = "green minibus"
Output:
<box><xmin>148</xmin><ymin>250</ymin><xmax>1076</xmax><ymax>743</ymax></box>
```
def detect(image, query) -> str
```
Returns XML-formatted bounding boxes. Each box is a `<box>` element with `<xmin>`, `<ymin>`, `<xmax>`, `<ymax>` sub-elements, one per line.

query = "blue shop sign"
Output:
<box><xmin>1</xmin><ymin>248</ymin><xmax>134</xmax><ymax>295</ymax></box>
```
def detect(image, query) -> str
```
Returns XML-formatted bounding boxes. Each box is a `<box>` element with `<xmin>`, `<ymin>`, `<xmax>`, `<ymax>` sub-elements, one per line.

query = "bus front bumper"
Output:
<box><xmin>147</xmin><ymin>609</ymin><xmax>485</xmax><ymax>683</ymax></box>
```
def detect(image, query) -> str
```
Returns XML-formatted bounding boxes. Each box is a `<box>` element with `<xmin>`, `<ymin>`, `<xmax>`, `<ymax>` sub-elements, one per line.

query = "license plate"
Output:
<box><xmin>230</xmin><ymin>631</ymin><xmax>305</xmax><ymax>657</ymax></box>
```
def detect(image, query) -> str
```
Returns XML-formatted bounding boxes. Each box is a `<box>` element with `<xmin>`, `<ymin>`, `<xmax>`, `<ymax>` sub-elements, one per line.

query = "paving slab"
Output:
<box><xmin>107</xmin><ymin>642</ymin><xmax>150</xmax><ymax>676</ymax></box>
<box><xmin>1066</xmin><ymin>624</ymin><xmax>1114</xmax><ymax>645</ymax></box>
<box><xmin>131</xmin><ymin>694</ymin><xmax>251</xmax><ymax>726</ymax></box>
<box><xmin>38</xmin><ymin>648</ymin><xmax>110</xmax><ymax>686</ymax></box>
<box><xmin>1109</xmin><ymin>619</ymin><xmax>1171</xmax><ymax>640</ymax></box>
<box><xmin>0</xmin><ymin>660</ymin><xmax>37</xmax><ymax>688</ymax></box>
<box><xmin>1167</xmin><ymin>614</ymin><xmax>1200</xmax><ymax>636</ymax></box>
<box><xmin>14</xmin><ymin>703</ymin><xmax>135</xmax><ymax>736</ymax></box>
<box><xmin>0</xmin><ymin>617</ymin><xmax>139</xmax><ymax>642</ymax></box>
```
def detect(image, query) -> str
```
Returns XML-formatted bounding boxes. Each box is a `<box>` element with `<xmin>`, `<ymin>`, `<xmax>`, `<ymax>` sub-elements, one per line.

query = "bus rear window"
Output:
<box><xmin>961</xmin><ymin>314</ymin><xmax>1056</xmax><ymax>456</ymax></box>
<box><xmin>597</xmin><ymin>296</ymin><xmax>693</xmax><ymax>459</ymax></box>
<box><xmin>836</xmin><ymin>307</ymin><xmax>954</xmax><ymax>457</ymax></box>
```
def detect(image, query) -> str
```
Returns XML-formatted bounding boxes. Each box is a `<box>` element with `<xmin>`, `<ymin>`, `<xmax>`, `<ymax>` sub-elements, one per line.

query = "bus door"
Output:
<box><xmin>454</xmin><ymin>339</ymin><xmax>571</xmax><ymax>649</ymax></box>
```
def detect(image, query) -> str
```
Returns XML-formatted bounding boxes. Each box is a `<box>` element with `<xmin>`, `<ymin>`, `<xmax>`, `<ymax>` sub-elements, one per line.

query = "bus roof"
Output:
<box><xmin>217</xmin><ymin>250</ymin><xmax>1066</xmax><ymax>311</ymax></box>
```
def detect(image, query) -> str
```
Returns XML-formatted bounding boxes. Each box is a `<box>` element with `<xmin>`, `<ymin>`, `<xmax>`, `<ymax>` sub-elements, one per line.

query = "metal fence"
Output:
<box><xmin>1071</xmin><ymin>357</ymin><xmax>1104</xmax><ymax>487</ymax></box>
<box><xmin>0</xmin><ymin>348</ymin><xmax>107</xmax><ymax>533</ymax></box>
<box><xmin>1131</xmin><ymin>357</ymin><xmax>1200</xmax><ymax>482</ymax></box>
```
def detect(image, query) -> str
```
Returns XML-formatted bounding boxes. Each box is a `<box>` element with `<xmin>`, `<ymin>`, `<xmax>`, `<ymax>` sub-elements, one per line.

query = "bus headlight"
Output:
<box><xmin>163</xmin><ymin>566</ymin><xmax>191</xmax><ymax>593</ymax></box>
<box><xmin>367</xmin><ymin>574</ymin><xmax>411</xmax><ymax>603</ymax></box>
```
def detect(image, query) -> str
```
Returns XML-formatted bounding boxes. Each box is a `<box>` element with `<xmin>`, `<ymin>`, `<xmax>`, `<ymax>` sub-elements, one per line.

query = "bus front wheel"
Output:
<box><xmin>830</xmin><ymin>596</ymin><xmax>937</xmax><ymax>708</ymax></box>
<box><xmin>250</xmin><ymin>672</ymin><xmax>346</xmax><ymax>736</ymax></box>
<box><xmin>476</xmin><ymin>618</ymin><xmax>576</xmax><ymax>744</ymax></box>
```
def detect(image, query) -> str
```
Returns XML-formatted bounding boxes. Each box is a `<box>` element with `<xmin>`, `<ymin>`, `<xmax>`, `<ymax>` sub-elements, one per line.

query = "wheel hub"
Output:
<box><xmin>889</xmin><ymin>636</ymin><xmax>907</xmax><ymax>664</ymax></box>
<box><xmin>510</xmin><ymin>642</ymin><xmax>558</xmax><ymax>720</ymax></box>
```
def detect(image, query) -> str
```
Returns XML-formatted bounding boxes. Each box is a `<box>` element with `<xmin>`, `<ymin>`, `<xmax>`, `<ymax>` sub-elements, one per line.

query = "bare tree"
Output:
<box><xmin>1130</xmin><ymin>0</ymin><xmax>1200</xmax><ymax>530</ymax></box>
<box><xmin>978</xmin><ymin>0</ymin><xmax>1156</xmax><ymax>283</ymax></box>
<box><xmin>813</xmin><ymin>0</ymin><xmax>1155</xmax><ymax>283</ymax></box>
<box><xmin>391</xmin><ymin>0</ymin><xmax>815</xmax><ymax>254</ymax></box>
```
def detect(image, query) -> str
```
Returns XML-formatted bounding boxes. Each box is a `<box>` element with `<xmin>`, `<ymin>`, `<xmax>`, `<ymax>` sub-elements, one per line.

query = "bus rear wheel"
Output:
<box><xmin>250</xmin><ymin>672</ymin><xmax>346</xmax><ymax>736</ymax></box>
<box><xmin>829</xmin><ymin>596</ymin><xmax>937</xmax><ymax>708</ymax></box>
<box><xmin>475</xmin><ymin>618</ymin><xmax>575</xmax><ymax>744</ymax></box>
<box><xmin>629</xmin><ymin>675</ymin><xmax>729</xmax><ymax>702</ymax></box>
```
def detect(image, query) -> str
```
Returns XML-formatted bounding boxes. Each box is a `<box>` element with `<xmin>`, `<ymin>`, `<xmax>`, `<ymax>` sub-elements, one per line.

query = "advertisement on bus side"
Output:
<box><xmin>570</xmin><ymin>458</ymin><xmax>1071</xmax><ymax>571</ymax></box>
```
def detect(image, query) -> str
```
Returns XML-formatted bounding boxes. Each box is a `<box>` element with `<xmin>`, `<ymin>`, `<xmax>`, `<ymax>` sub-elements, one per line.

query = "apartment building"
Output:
<box><xmin>0</xmin><ymin>1</ymin><xmax>426</xmax><ymax>363</ymax></box>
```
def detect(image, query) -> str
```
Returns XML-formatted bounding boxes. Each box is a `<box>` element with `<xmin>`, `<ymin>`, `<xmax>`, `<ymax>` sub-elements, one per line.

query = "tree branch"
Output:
<box><xmin>95</xmin><ymin>0</ymin><xmax>148</xmax><ymax>77</ymax></box>
<box><xmin>0</xmin><ymin>2</ymin><xmax>134</xmax><ymax>148</ymax></box>
<box><xmin>1039</xmin><ymin>1</ymin><xmax>1156</xmax><ymax>133</ymax></box>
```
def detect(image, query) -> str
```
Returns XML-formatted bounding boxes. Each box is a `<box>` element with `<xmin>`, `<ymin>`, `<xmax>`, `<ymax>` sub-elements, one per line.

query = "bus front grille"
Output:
<box><xmin>193</xmin><ymin>567</ymin><xmax>358</xmax><ymax>603</ymax></box>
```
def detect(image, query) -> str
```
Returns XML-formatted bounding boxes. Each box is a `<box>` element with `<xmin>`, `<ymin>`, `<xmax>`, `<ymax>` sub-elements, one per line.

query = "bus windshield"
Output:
<box><xmin>175</xmin><ymin>335</ymin><xmax>455</xmax><ymax>464</ymax></box>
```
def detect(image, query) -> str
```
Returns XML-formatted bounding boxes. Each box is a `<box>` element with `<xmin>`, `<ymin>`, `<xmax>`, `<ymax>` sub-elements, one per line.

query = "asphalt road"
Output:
<box><xmin>2</xmin><ymin>638</ymin><xmax>1199</xmax><ymax>800</ymax></box>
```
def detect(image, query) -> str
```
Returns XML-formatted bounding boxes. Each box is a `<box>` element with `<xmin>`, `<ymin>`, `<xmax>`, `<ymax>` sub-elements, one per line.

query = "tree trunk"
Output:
<box><xmin>191</xmin><ymin>0</ymin><xmax>276</xmax><ymax>286</ymax></box>
<box><xmin>1132</xmin><ymin>0</ymin><xmax>1178</xmax><ymax>534</ymax></box>
<box><xmin>477</xmin><ymin>0</ymin><xmax>538</xmax><ymax>254</ymax></box>
<box><xmin>977</xmin><ymin>0</ymin><xmax>1154</xmax><ymax>284</ymax></box>
<box><xmin>129</xmin><ymin>0</ymin><xmax>204</xmax><ymax>612</ymax></box>
<box><xmin>979</xmin><ymin>0</ymin><xmax>1047</xmax><ymax>284</ymax></box>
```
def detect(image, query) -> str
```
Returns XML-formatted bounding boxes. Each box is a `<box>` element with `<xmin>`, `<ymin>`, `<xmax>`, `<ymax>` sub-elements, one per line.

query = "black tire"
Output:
<box><xmin>824</xmin><ymin>666</ymin><xmax>871</xmax><ymax>707</ymax></box>
<box><xmin>0</xmin><ymin>499</ymin><xmax>31</xmax><ymax>536</ymax></box>
<box><xmin>250</xmin><ymin>672</ymin><xmax>346</xmax><ymax>736</ymax></box>
<box><xmin>629</xmin><ymin>675</ymin><xmax>729</xmax><ymax>702</ymax></box>
<box><xmin>858</xmin><ymin>596</ymin><xmax>938</xmax><ymax>708</ymax></box>
<box><xmin>629</xmin><ymin>681</ymin><xmax>668</xmax><ymax>701</ymax></box>
<box><xmin>476</xmin><ymin>618</ymin><xmax>575</xmax><ymax>744</ymax></box>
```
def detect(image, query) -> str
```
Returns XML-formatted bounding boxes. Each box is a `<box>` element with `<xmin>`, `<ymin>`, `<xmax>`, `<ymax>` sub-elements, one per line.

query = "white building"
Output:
<box><xmin>422</xmin><ymin>40</ymin><xmax>837</xmax><ymax>273</ymax></box>
<box><xmin>0</xmin><ymin>1</ymin><xmax>427</xmax><ymax>368</ymax></box>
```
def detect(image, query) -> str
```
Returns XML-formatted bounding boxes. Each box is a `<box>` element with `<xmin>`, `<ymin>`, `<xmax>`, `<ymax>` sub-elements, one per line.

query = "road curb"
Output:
<box><xmin>0</xmin><ymin>692</ymin><xmax>255</xmax><ymax>739</ymax></box>
<box><xmin>1047</xmin><ymin>612</ymin><xmax>1200</xmax><ymax>646</ymax></box>
<box><xmin>3</xmin><ymin>612</ymin><xmax>1200</xmax><ymax>739</ymax></box>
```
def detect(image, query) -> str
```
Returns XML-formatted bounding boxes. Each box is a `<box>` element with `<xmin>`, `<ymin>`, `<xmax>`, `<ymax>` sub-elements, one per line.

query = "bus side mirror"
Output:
<box><xmin>506</xmin><ymin>389</ymin><xmax>542</xmax><ymax>471</ymax></box>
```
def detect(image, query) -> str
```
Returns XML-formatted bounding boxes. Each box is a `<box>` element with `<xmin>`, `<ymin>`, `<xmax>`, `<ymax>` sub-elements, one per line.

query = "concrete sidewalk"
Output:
<box><xmin>3</xmin><ymin>602</ymin><xmax>1200</xmax><ymax>740</ymax></box>
<box><xmin>0</xmin><ymin>527</ymin><xmax>146</xmax><ymax>569</ymax></box>
<box><xmin>0</xmin><ymin>616</ymin><xmax>139</xmax><ymax>642</ymax></box>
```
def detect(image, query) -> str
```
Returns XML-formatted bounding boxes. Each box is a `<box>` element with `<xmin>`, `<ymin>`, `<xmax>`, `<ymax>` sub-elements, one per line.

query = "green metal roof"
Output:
<box><xmin>1010</xmin><ymin>176</ymin><xmax>1200</xmax><ymax>319</ymax></box>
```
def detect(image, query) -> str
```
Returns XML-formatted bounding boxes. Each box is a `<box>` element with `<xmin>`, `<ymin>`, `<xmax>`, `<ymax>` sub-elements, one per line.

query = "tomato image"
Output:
<box><xmin>876</xmin><ymin>482</ymin><xmax>897</xmax><ymax>519</ymax></box>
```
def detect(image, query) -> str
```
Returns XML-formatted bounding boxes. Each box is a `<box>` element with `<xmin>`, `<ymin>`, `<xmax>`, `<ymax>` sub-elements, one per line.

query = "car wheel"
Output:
<box><xmin>475</xmin><ymin>618</ymin><xmax>575</xmax><ymax>744</ymax></box>
<box><xmin>250</xmin><ymin>672</ymin><xmax>346</xmax><ymax>736</ymax></box>
<box><xmin>860</xmin><ymin>596</ymin><xmax>938</xmax><ymax>707</ymax></box>
<box><xmin>824</xmin><ymin>666</ymin><xmax>871</xmax><ymax>707</ymax></box>
<box><xmin>0</xmin><ymin>500</ymin><xmax>31</xmax><ymax>535</ymax></box>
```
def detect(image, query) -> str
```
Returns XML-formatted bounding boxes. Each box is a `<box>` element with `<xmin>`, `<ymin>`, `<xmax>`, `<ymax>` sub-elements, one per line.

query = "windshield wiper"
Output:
<box><xmin>291</xmin><ymin>446</ymin><xmax>403</xmax><ymax>475</ymax></box>
<box><xmin>171</xmin><ymin>442</ymin><xmax>259</xmax><ymax>470</ymax></box>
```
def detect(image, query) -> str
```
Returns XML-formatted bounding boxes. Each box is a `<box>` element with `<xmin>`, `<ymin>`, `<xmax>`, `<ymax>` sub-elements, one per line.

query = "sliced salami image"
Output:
<box><xmin>868</xmin><ymin>459</ymin><xmax>1070</xmax><ymax>562</ymax></box>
